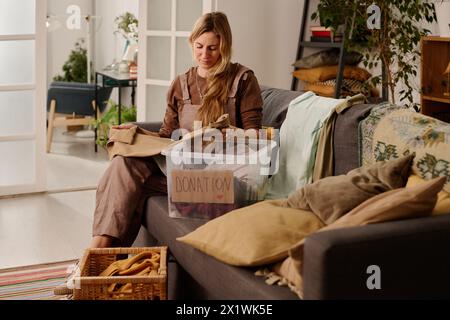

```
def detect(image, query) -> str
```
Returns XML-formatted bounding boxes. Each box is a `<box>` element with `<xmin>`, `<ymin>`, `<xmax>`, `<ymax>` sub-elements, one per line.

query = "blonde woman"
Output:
<box><xmin>88</xmin><ymin>11</ymin><xmax>263</xmax><ymax>249</ymax></box>
<box><xmin>55</xmin><ymin>11</ymin><xmax>263</xmax><ymax>295</ymax></box>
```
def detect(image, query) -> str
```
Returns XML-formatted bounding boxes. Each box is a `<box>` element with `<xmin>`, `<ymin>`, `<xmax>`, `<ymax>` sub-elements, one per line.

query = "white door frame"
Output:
<box><xmin>0</xmin><ymin>0</ymin><xmax>47</xmax><ymax>196</ymax></box>
<box><xmin>137</xmin><ymin>0</ymin><xmax>214</xmax><ymax>122</ymax></box>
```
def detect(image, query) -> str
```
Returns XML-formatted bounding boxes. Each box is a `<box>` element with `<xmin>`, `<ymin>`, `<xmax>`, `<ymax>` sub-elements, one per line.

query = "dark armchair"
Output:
<box><xmin>46</xmin><ymin>81</ymin><xmax>113</xmax><ymax>152</ymax></box>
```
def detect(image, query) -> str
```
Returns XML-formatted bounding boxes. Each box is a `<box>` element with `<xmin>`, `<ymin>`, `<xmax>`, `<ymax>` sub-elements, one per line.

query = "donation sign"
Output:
<box><xmin>171</xmin><ymin>169</ymin><xmax>234</xmax><ymax>204</ymax></box>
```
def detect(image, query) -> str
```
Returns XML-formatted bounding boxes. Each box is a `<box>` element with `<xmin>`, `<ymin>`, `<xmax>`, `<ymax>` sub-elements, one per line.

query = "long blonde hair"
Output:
<box><xmin>189</xmin><ymin>12</ymin><xmax>236</xmax><ymax>126</ymax></box>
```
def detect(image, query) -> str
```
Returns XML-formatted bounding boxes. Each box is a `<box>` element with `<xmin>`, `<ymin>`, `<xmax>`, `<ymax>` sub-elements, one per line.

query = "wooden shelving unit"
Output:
<box><xmin>421</xmin><ymin>36</ymin><xmax>450</xmax><ymax>123</ymax></box>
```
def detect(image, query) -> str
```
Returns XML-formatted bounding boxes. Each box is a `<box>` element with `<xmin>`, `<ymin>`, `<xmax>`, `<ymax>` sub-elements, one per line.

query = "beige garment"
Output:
<box><xmin>106</xmin><ymin>126</ymin><xmax>176</xmax><ymax>161</ymax></box>
<box><xmin>312</xmin><ymin>93</ymin><xmax>366</xmax><ymax>182</ymax></box>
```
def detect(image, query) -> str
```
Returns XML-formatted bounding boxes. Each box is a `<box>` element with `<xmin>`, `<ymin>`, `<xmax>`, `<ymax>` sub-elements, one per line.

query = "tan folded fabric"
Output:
<box><xmin>108</xmin><ymin>125</ymin><xmax>138</xmax><ymax>144</ymax></box>
<box><xmin>106</xmin><ymin>125</ymin><xmax>176</xmax><ymax>160</ymax></box>
<box><xmin>312</xmin><ymin>94</ymin><xmax>367</xmax><ymax>182</ymax></box>
<box><xmin>286</xmin><ymin>155</ymin><xmax>414</xmax><ymax>225</ymax></box>
<box><xmin>99</xmin><ymin>251</ymin><xmax>159</xmax><ymax>277</ymax></box>
<box><xmin>106</xmin><ymin>114</ymin><xmax>236</xmax><ymax>161</ymax></box>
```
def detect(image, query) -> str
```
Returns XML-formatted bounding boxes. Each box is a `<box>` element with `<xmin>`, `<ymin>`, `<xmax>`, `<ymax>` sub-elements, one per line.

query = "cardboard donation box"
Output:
<box><xmin>162</xmin><ymin>136</ymin><xmax>276</xmax><ymax>220</ymax></box>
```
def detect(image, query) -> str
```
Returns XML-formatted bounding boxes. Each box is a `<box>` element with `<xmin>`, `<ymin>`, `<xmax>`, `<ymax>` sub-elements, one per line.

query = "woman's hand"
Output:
<box><xmin>111</xmin><ymin>123</ymin><xmax>135</xmax><ymax>130</ymax></box>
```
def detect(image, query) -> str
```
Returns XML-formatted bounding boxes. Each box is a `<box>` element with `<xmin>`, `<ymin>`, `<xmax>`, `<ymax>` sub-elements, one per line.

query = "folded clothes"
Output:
<box><xmin>98</xmin><ymin>250</ymin><xmax>160</xmax><ymax>297</ymax></box>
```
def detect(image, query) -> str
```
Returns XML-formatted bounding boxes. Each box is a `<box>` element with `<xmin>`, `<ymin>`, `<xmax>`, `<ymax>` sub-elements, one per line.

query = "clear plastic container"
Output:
<box><xmin>162</xmin><ymin>136</ymin><xmax>276</xmax><ymax>220</ymax></box>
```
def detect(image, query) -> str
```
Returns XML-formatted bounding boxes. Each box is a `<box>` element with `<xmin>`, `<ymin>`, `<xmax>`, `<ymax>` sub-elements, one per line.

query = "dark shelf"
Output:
<box><xmin>291</xmin><ymin>0</ymin><xmax>347</xmax><ymax>95</ymax></box>
<box><xmin>300</xmin><ymin>41</ymin><xmax>342</xmax><ymax>49</ymax></box>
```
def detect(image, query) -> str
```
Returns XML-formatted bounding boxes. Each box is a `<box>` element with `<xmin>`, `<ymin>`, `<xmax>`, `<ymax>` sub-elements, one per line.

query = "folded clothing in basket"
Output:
<box><xmin>99</xmin><ymin>251</ymin><xmax>160</xmax><ymax>296</ymax></box>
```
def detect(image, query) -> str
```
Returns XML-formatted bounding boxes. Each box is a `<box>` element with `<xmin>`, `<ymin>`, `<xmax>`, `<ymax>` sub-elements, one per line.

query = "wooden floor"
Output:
<box><xmin>0</xmin><ymin>127</ymin><xmax>109</xmax><ymax>269</ymax></box>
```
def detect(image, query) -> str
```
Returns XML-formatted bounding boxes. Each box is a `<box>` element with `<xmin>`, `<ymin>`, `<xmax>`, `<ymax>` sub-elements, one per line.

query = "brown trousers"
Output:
<box><xmin>93</xmin><ymin>156</ymin><xmax>167</xmax><ymax>247</ymax></box>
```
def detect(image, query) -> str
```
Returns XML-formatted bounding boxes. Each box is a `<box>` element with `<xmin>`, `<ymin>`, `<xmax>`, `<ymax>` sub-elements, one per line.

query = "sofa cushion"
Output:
<box><xmin>292</xmin><ymin>49</ymin><xmax>362</xmax><ymax>69</ymax></box>
<box><xmin>293</xmin><ymin>65</ymin><xmax>371</xmax><ymax>83</ymax></box>
<box><xmin>286</xmin><ymin>155</ymin><xmax>414</xmax><ymax>225</ymax></box>
<box><xmin>177</xmin><ymin>200</ymin><xmax>324</xmax><ymax>267</ymax></box>
<box><xmin>143</xmin><ymin>196</ymin><xmax>299</xmax><ymax>299</ymax></box>
<box><xmin>260</xmin><ymin>86</ymin><xmax>304</xmax><ymax>129</ymax></box>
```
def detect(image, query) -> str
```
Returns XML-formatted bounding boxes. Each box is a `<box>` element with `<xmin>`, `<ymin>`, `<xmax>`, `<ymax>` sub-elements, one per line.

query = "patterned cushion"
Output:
<box><xmin>370</xmin><ymin>109</ymin><xmax>450</xmax><ymax>192</ymax></box>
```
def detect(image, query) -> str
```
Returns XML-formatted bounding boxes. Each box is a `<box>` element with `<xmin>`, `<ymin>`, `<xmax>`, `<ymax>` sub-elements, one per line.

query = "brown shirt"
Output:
<box><xmin>159</xmin><ymin>63</ymin><xmax>263</xmax><ymax>138</ymax></box>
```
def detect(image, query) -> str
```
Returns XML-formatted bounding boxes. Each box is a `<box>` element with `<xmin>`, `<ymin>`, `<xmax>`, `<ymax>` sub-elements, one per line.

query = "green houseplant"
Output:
<box><xmin>95</xmin><ymin>100</ymin><xmax>137</xmax><ymax>148</ymax></box>
<box><xmin>312</xmin><ymin>0</ymin><xmax>437</xmax><ymax>108</ymax></box>
<box><xmin>53</xmin><ymin>39</ymin><xmax>90</xmax><ymax>83</ymax></box>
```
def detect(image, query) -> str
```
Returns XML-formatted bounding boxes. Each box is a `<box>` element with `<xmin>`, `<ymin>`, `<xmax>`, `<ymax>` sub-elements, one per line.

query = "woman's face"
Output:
<box><xmin>193</xmin><ymin>31</ymin><xmax>221</xmax><ymax>71</ymax></box>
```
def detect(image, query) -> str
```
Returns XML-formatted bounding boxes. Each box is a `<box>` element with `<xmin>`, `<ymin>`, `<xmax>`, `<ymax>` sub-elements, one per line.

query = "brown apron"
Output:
<box><xmin>178</xmin><ymin>65</ymin><xmax>251</xmax><ymax>130</ymax></box>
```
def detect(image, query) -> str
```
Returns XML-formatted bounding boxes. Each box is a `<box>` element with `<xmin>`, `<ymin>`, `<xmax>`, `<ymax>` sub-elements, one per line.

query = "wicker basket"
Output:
<box><xmin>73</xmin><ymin>247</ymin><xmax>167</xmax><ymax>300</ymax></box>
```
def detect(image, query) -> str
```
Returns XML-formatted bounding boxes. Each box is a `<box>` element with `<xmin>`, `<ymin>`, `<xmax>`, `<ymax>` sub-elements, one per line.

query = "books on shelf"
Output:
<box><xmin>310</xmin><ymin>26</ymin><xmax>343</xmax><ymax>43</ymax></box>
<box><xmin>310</xmin><ymin>26</ymin><xmax>333</xmax><ymax>37</ymax></box>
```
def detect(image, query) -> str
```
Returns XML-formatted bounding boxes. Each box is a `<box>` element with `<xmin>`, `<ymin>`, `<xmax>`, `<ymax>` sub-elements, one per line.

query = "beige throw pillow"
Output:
<box><xmin>282</xmin><ymin>176</ymin><xmax>446</xmax><ymax>297</ymax></box>
<box><xmin>177</xmin><ymin>200</ymin><xmax>324</xmax><ymax>267</ymax></box>
<box><xmin>286</xmin><ymin>155</ymin><xmax>414</xmax><ymax>225</ymax></box>
<box><xmin>406</xmin><ymin>175</ymin><xmax>450</xmax><ymax>216</ymax></box>
<box><xmin>293</xmin><ymin>65</ymin><xmax>372</xmax><ymax>83</ymax></box>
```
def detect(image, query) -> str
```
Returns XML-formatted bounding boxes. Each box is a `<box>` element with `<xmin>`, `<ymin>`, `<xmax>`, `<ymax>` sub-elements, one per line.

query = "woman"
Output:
<box><xmin>55</xmin><ymin>11</ymin><xmax>263</xmax><ymax>295</ymax></box>
<box><xmin>90</xmin><ymin>11</ymin><xmax>263</xmax><ymax>249</ymax></box>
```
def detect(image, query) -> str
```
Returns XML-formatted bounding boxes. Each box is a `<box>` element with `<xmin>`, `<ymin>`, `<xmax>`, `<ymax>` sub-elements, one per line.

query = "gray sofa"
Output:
<box><xmin>134</xmin><ymin>86</ymin><xmax>450</xmax><ymax>300</ymax></box>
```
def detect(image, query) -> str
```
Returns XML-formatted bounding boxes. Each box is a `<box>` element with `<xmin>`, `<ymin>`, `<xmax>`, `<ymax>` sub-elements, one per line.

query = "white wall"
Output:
<box><xmin>95</xmin><ymin>0</ymin><xmax>139</xmax><ymax>106</ymax></box>
<box><xmin>216</xmin><ymin>0</ymin><xmax>304</xmax><ymax>90</ymax></box>
<box><xmin>94</xmin><ymin>0</ymin><xmax>138</xmax><ymax>73</ymax></box>
<box><xmin>48</xmin><ymin>1</ymin><xmax>441</xmax><ymax>108</ymax></box>
<box><xmin>47</xmin><ymin>0</ymin><xmax>94</xmax><ymax>85</ymax></box>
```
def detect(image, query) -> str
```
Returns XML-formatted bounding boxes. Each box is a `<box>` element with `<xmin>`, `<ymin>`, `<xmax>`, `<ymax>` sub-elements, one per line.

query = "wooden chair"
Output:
<box><xmin>46</xmin><ymin>82</ymin><xmax>112</xmax><ymax>153</ymax></box>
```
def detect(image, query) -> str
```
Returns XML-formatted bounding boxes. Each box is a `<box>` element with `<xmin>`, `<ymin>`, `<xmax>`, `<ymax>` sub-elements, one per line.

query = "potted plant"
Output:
<box><xmin>312</xmin><ymin>1</ymin><xmax>437</xmax><ymax>108</ymax></box>
<box><xmin>95</xmin><ymin>100</ymin><xmax>137</xmax><ymax>148</ymax></box>
<box><xmin>114</xmin><ymin>12</ymin><xmax>139</xmax><ymax>43</ymax></box>
<box><xmin>53</xmin><ymin>38</ymin><xmax>90</xmax><ymax>83</ymax></box>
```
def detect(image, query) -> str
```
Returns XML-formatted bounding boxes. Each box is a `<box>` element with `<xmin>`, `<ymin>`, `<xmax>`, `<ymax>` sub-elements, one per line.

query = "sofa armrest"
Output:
<box><xmin>302</xmin><ymin>214</ymin><xmax>450</xmax><ymax>299</ymax></box>
<box><xmin>133</xmin><ymin>121</ymin><xmax>162</xmax><ymax>132</ymax></box>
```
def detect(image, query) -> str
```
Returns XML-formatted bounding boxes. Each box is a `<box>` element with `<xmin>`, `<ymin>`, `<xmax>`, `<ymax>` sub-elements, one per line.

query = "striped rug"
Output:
<box><xmin>0</xmin><ymin>260</ymin><xmax>77</xmax><ymax>300</ymax></box>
